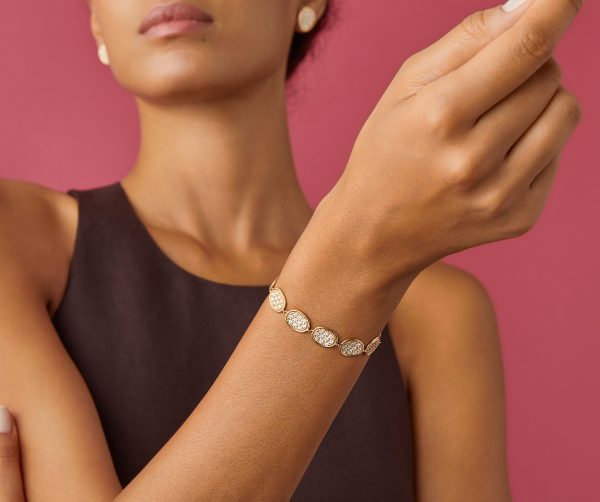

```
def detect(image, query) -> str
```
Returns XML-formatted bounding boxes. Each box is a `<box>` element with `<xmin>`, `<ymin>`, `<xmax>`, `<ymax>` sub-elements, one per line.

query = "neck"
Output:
<box><xmin>122</xmin><ymin>74</ymin><xmax>314</xmax><ymax>255</ymax></box>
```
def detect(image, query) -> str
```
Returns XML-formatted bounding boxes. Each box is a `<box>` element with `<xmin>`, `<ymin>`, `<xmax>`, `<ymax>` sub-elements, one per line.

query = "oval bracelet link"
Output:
<box><xmin>267</xmin><ymin>275</ymin><xmax>382</xmax><ymax>357</ymax></box>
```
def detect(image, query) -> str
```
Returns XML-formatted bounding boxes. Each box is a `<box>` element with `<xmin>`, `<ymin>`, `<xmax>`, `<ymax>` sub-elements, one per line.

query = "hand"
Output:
<box><xmin>329</xmin><ymin>0</ymin><xmax>583</xmax><ymax>277</ymax></box>
<box><xmin>0</xmin><ymin>406</ymin><xmax>25</xmax><ymax>502</ymax></box>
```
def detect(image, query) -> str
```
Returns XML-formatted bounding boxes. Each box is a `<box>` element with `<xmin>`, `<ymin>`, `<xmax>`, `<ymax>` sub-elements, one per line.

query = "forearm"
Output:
<box><xmin>115</xmin><ymin>191</ymin><xmax>416</xmax><ymax>501</ymax></box>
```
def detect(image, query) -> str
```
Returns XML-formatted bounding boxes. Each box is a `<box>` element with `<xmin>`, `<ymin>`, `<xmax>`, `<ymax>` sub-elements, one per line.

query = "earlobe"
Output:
<box><xmin>88</xmin><ymin>10</ymin><xmax>109</xmax><ymax>66</ymax></box>
<box><xmin>295</xmin><ymin>1</ymin><xmax>327</xmax><ymax>33</ymax></box>
<box><xmin>297</xmin><ymin>6</ymin><xmax>317</xmax><ymax>33</ymax></box>
<box><xmin>89</xmin><ymin>11</ymin><xmax>109</xmax><ymax>66</ymax></box>
<box><xmin>97</xmin><ymin>44</ymin><xmax>110</xmax><ymax>65</ymax></box>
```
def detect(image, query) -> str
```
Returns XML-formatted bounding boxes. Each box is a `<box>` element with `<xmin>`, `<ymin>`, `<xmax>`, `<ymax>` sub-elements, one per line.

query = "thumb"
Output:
<box><xmin>393</xmin><ymin>0</ymin><xmax>534</xmax><ymax>96</ymax></box>
<box><xmin>0</xmin><ymin>405</ymin><xmax>25</xmax><ymax>502</ymax></box>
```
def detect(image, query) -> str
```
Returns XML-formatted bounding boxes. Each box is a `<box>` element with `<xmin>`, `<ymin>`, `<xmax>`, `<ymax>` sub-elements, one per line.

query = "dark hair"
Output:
<box><xmin>286</xmin><ymin>3</ymin><xmax>335</xmax><ymax>82</ymax></box>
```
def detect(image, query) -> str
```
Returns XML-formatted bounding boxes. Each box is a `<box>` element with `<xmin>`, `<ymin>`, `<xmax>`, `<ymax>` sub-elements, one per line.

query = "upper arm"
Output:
<box><xmin>0</xmin><ymin>179</ymin><xmax>121</xmax><ymax>501</ymax></box>
<box><xmin>388</xmin><ymin>261</ymin><xmax>511</xmax><ymax>502</ymax></box>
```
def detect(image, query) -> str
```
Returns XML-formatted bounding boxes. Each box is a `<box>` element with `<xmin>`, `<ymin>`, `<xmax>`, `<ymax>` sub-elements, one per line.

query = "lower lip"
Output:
<box><xmin>142</xmin><ymin>19</ymin><xmax>212</xmax><ymax>39</ymax></box>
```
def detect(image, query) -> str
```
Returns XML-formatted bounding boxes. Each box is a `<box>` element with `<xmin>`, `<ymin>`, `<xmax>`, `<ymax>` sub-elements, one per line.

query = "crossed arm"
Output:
<box><xmin>0</xmin><ymin>0</ymin><xmax>583</xmax><ymax>497</ymax></box>
<box><xmin>0</xmin><ymin>197</ymin><xmax>510</xmax><ymax>501</ymax></box>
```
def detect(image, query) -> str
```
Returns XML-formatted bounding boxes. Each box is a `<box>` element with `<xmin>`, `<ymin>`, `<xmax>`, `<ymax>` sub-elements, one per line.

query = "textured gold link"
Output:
<box><xmin>267</xmin><ymin>275</ymin><xmax>382</xmax><ymax>357</ymax></box>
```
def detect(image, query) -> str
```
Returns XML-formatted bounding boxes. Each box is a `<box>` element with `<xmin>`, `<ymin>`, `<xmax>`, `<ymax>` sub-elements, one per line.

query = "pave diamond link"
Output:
<box><xmin>312</xmin><ymin>327</ymin><xmax>338</xmax><ymax>348</ymax></box>
<box><xmin>285</xmin><ymin>309</ymin><xmax>310</xmax><ymax>332</ymax></box>
<box><xmin>267</xmin><ymin>275</ymin><xmax>382</xmax><ymax>357</ymax></box>
<box><xmin>365</xmin><ymin>336</ymin><xmax>382</xmax><ymax>355</ymax></box>
<box><xmin>268</xmin><ymin>287</ymin><xmax>286</xmax><ymax>312</ymax></box>
<box><xmin>339</xmin><ymin>339</ymin><xmax>365</xmax><ymax>357</ymax></box>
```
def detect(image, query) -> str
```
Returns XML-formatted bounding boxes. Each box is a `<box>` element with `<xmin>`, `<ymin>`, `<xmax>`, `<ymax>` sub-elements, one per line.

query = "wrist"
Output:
<box><xmin>277</xmin><ymin>191</ymin><xmax>417</xmax><ymax>343</ymax></box>
<box><xmin>312</xmin><ymin>183</ymin><xmax>420</xmax><ymax>292</ymax></box>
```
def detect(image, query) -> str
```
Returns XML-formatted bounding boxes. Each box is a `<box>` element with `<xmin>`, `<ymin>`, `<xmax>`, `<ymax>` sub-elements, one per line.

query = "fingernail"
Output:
<box><xmin>0</xmin><ymin>405</ymin><xmax>13</xmax><ymax>434</ymax></box>
<box><xmin>501</xmin><ymin>0</ymin><xmax>529</xmax><ymax>12</ymax></box>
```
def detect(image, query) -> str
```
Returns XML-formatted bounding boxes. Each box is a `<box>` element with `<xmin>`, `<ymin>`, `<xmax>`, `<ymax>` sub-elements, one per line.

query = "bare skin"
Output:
<box><xmin>0</xmin><ymin>0</ymin><xmax>582</xmax><ymax>500</ymax></box>
<box><xmin>0</xmin><ymin>177</ymin><xmax>507</xmax><ymax>501</ymax></box>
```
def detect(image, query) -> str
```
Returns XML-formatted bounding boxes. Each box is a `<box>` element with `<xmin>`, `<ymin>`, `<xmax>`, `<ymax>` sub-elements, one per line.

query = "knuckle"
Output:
<box><xmin>515</xmin><ymin>24</ymin><xmax>553</xmax><ymax>64</ymax></box>
<box><xmin>567</xmin><ymin>0</ymin><xmax>584</xmax><ymax>13</ymax></box>
<box><xmin>552</xmin><ymin>86</ymin><xmax>582</xmax><ymax>124</ymax></box>
<box><xmin>557</xmin><ymin>89</ymin><xmax>583</xmax><ymax>124</ymax></box>
<box><xmin>539</xmin><ymin>57</ymin><xmax>562</xmax><ymax>85</ymax></box>
<box><xmin>399</xmin><ymin>53</ymin><xmax>418</xmax><ymax>73</ymax></box>
<box><xmin>509</xmin><ymin>217</ymin><xmax>534</xmax><ymax>237</ymax></box>
<box><xmin>476</xmin><ymin>189</ymin><xmax>510</xmax><ymax>218</ymax></box>
<box><xmin>423</xmin><ymin>93</ymin><xmax>456</xmax><ymax>134</ymax></box>
<box><xmin>424</xmin><ymin>107</ymin><xmax>447</xmax><ymax>132</ymax></box>
<box><xmin>459</xmin><ymin>10</ymin><xmax>489</xmax><ymax>41</ymax></box>
<box><xmin>442</xmin><ymin>150</ymin><xmax>480</xmax><ymax>187</ymax></box>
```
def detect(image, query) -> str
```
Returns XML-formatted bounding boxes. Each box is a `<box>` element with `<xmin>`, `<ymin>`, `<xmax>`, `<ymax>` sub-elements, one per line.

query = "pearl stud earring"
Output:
<box><xmin>297</xmin><ymin>6</ymin><xmax>317</xmax><ymax>33</ymax></box>
<box><xmin>97</xmin><ymin>43</ymin><xmax>110</xmax><ymax>65</ymax></box>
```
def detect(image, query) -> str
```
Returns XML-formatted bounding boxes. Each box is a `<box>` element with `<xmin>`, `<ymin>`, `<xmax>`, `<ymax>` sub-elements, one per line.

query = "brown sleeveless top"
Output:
<box><xmin>50</xmin><ymin>181</ymin><xmax>416</xmax><ymax>500</ymax></box>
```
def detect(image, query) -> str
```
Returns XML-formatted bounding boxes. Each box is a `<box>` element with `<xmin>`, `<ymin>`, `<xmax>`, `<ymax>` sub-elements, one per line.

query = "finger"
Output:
<box><xmin>433</xmin><ymin>0</ymin><xmax>583</xmax><ymax>122</ymax></box>
<box><xmin>499</xmin><ymin>86</ymin><xmax>581</xmax><ymax>193</ymax></box>
<box><xmin>394</xmin><ymin>2</ymin><xmax>532</xmax><ymax>95</ymax></box>
<box><xmin>0</xmin><ymin>405</ymin><xmax>25</xmax><ymax>502</ymax></box>
<box><xmin>526</xmin><ymin>154</ymin><xmax>560</xmax><ymax>222</ymax></box>
<box><xmin>472</xmin><ymin>56</ymin><xmax>562</xmax><ymax>164</ymax></box>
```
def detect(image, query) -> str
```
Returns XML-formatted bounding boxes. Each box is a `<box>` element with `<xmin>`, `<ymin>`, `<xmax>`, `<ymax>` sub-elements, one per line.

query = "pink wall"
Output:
<box><xmin>1</xmin><ymin>1</ymin><xmax>598</xmax><ymax>500</ymax></box>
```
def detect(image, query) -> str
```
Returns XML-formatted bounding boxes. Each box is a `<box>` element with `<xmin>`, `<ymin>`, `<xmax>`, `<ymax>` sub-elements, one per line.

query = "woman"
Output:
<box><xmin>0</xmin><ymin>0</ymin><xmax>582</xmax><ymax>500</ymax></box>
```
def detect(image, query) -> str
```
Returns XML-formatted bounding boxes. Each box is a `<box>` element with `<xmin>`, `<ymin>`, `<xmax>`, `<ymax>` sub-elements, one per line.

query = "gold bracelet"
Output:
<box><xmin>267</xmin><ymin>275</ymin><xmax>382</xmax><ymax>357</ymax></box>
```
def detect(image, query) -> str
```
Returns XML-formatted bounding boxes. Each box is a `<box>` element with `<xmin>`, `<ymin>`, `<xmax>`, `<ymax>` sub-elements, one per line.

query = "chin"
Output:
<box><xmin>122</xmin><ymin>62</ymin><xmax>276</xmax><ymax>104</ymax></box>
<box><xmin>117</xmin><ymin>63</ymin><xmax>234</xmax><ymax>103</ymax></box>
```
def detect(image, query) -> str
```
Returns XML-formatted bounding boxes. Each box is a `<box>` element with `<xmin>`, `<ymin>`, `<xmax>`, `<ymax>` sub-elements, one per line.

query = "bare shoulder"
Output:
<box><xmin>387</xmin><ymin>263</ymin><xmax>510</xmax><ymax>500</ymax></box>
<box><xmin>0</xmin><ymin>178</ymin><xmax>77</xmax><ymax>310</ymax></box>
<box><xmin>387</xmin><ymin>260</ymin><xmax>499</xmax><ymax>384</ymax></box>
<box><xmin>0</xmin><ymin>179</ymin><xmax>121</xmax><ymax>499</ymax></box>
<box><xmin>393</xmin><ymin>260</ymin><xmax>495</xmax><ymax>328</ymax></box>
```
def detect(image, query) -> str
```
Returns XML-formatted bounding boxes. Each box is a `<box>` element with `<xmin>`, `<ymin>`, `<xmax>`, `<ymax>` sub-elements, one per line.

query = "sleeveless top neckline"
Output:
<box><xmin>50</xmin><ymin>180</ymin><xmax>416</xmax><ymax>500</ymax></box>
<box><xmin>114</xmin><ymin>180</ymin><xmax>274</xmax><ymax>290</ymax></box>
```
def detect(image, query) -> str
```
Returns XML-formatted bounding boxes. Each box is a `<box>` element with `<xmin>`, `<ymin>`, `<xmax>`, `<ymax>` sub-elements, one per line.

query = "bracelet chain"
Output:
<box><xmin>267</xmin><ymin>275</ymin><xmax>382</xmax><ymax>357</ymax></box>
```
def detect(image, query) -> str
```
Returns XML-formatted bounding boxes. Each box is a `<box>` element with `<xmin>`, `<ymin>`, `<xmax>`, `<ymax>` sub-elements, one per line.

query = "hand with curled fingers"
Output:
<box><xmin>324</xmin><ymin>0</ymin><xmax>583</xmax><ymax>279</ymax></box>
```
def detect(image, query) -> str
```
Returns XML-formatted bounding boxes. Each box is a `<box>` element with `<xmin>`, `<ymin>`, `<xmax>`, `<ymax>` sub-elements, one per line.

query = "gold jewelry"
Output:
<box><xmin>297</xmin><ymin>6</ymin><xmax>317</xmax><ymax>33</ymax></box>
<box><xmin>268</xmin><ymin>275</ymin><xmax>383</xmax><ymax>357</ymax></box>
<box><xmin>98</xmin><ymin>43</ymin><xmax>110</xmax><ymax>66</ymax></box>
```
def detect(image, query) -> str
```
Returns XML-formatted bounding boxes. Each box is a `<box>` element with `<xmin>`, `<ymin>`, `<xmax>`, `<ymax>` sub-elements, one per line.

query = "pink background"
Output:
<box><xmin>1</xmin><ymin>1</ymin><xmax>598</xmax><ymax>500</ymax></box>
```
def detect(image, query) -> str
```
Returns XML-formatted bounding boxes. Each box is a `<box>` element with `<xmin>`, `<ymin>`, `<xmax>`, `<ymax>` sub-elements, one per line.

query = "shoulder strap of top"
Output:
<box><xmin>67</xmin><ymin>181</ymin><xmax>127</xmax><ymax>227</ymax></box>
<box><xmin>63</xmin><ymin>181</ymin><xmax>148</xmax><ymax>271</ymax></box>
<box><xmin>52</xmin><ymin>181</ymin><xmax>136</xmax><ymax>321</ymax></box>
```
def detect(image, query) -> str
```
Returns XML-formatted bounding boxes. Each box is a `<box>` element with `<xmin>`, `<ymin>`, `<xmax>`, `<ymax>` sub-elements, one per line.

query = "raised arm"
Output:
<box><xmin>1</xmin><ymin>0</ymin><xmax>583</xmax><ymax>499</ymax></box>
<box><xmin>116</xmin><ymin>1</ymin><xmax>585</xmax><ymax>496</ymax></box>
